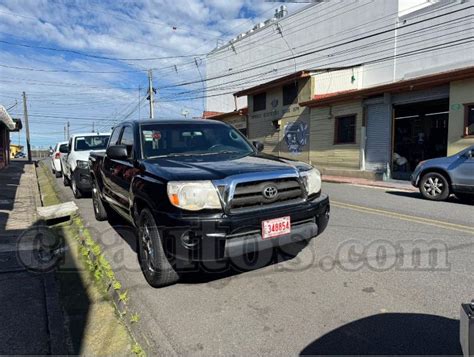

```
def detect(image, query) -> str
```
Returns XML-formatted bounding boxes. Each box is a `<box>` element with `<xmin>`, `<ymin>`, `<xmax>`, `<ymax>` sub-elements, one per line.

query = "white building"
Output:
<box><xmin>205</xmin><ymin>0</ymin><xmax>473</xmax><ymax>113</ymax></box>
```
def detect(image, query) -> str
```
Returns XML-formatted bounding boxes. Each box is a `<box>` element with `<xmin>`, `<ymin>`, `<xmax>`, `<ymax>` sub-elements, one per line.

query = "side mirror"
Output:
<box><xmin>253</xmin><ymin>141</ymin><xmax>264</xmax><ymax>152</ymax></box>
<box><xmin>467</xmin><ymin>150</ymin><xmax>473</xmax><ymax>159</ymax></box>
<box><xmin>107</xmin><ymin>145</ymin><xmax>128</xmax><ymax>160</ymax></box>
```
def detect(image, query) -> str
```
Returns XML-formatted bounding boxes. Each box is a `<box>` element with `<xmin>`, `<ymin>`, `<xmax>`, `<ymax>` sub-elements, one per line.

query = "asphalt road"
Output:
<box><xmin>46</xmin><ymin>160</ymin><xmax>474</xmax><ymax>355</ymax></box>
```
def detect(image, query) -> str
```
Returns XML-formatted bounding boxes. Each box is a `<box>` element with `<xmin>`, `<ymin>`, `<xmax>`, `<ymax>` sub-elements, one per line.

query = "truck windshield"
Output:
<box><xmin>74</xmin><ymin>135</ymin><xmax>110</xmax><ymax>151</ymax></box>
<box><xmin>140</xmin><ymin>123</ymin><xmax>254</xmax><ymax>159</ymax></box>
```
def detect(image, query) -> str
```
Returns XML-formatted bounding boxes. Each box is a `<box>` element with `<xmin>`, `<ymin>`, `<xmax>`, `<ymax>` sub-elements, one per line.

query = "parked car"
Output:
<box><xmin>14</xmin><ymin>152</ymin><xmax>26</xmax><ymax>159</ymax></box>
<box><xmin>411</xmin><ymin>145</ymin><xmax>474</xmax><ymax>202</ymax></box>
<box><xmin>89</xmin><ymin>120</ymin><xmax>330</xmax><ymax>287</ymax></box>
<box><xmin>62</xmin><ymin>132</ymin><xmax>110</xmax><ymax>198</ymax></box>
<box><xmin>50</xmin><ymin>141</ymin><xmax>68</xmax><ymax>178</ymax></box>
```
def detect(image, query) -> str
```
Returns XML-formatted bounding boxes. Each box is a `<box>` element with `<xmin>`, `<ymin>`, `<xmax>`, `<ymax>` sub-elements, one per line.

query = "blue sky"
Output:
<box><xmin>0</xmin><ymin>0</ymin><xmax>305</xmax><ymax>148</ymax></box>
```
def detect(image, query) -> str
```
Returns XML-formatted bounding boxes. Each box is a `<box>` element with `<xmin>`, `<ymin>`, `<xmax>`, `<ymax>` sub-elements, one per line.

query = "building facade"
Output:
<box><xmin>0</xmin><ymin>106</ymin><xmax>17</xmax><ymax>169</ymax></box>
<box><xmin>205</xmin><ymin>0</ymin><xmax>474</xmax><ymax>180</ymax></box>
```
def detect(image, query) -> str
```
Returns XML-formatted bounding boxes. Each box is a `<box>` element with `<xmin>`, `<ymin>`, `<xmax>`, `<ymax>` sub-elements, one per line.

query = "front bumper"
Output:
<box><xmin>154</xmin><ymin>194</ymin><xmax>330</xmax><ymax>262</ymax></box>
<box><xmin>73</xmin><ymin>167</ymin><xmax>92</xmax><ymax>192</ymax></box>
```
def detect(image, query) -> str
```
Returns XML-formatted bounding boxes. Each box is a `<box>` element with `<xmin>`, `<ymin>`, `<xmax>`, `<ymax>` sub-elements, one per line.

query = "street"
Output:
<box><xmin>47</xmin><ymin>159</ymin><xmax>474</xmax><ymax>355</ymax></box>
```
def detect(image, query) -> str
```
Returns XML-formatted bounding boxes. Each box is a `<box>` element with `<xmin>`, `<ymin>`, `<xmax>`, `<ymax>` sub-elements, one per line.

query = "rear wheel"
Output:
<box><xmin>55</xmin><ymin>170</ymin><xmax>62</xmax><ymax>178</ymax></box>
<box><xmin>419</xmin><ymin>172</ymin><xmax>450</xmax><ymax>201</ymax></box>
<box><xmin>71</xmin><ymin>173</ymin><xmax>83</xmax><ymax>199</ymax></box>
<box><xmin>137</xmin><ymin>208</ymin><xmax>179</xmax><ymax>288</ymax></box>
<box><xmin>92</xmin><ymin>181</ymin><xmax>108</xmax><ymax>221</ymax></box>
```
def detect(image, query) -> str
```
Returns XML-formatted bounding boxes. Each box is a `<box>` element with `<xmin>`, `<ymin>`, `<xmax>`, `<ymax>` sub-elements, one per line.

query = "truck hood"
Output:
<box><xmin>142</xmin><ymin>153</ymin><xmax>312</xmax><ymax>181</ymax></box>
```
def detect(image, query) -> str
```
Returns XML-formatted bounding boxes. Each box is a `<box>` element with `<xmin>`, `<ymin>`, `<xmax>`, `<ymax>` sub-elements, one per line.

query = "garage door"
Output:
<box><xmin>365</xmin><ymin>102</ymin><xmax>392</xmax><ymax>171</ymax></box>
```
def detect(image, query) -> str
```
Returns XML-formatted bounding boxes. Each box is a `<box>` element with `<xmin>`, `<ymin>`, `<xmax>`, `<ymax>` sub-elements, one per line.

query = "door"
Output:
<box><xmin>102</xmin><ymin>126</ymin><xmax>123</xmax><ymax>207</ymax></box>
<box><xmin>452</xmin><ymin>148</ymin><xmax>474</xmax><ymax>193</ymax></box>
<box><xmin>104</xmin><ymin>125</ymin><xmax>136</xmax><ymax>213</ymax></box>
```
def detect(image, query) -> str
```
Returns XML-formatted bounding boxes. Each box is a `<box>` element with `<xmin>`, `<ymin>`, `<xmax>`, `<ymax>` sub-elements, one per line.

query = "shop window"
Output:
<box><xmin>465</xmin><ymin>104</ymin><xmax>474</xmax><ymax>136</ymax></box>
<box><xmin>283</xmin><ymin>82</ymin><xmax>298</xmax><ymax>106</ymax></box>
<box><xmin>253</xmin><ymin>92</ymin><xmax>266</xmax><ymax>112</ymax></box>
<box><xmin>334</xmin><ymin>115</ymin><xmax>356</xmax><ymax>144</ymax></box>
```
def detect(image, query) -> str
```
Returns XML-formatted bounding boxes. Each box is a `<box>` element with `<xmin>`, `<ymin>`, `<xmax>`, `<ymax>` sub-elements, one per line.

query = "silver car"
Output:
<box><xmin>411</xmin><ymin>145</ymin><xmax>474</xmax><ymax>202</ymax></box>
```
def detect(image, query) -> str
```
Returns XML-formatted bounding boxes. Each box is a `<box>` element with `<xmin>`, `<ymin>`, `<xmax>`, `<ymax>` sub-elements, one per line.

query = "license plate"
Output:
<box><xmin>262</xmin><ymin>216</ymin><xmax>291</xmax><ymax>240</ymax></box>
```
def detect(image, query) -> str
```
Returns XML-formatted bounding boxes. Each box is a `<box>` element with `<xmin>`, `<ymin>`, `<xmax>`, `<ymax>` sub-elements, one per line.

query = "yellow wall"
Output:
<box><xmin>448</xmin><ymin>78</ymin><xmax>474</xmax><ymax>155</ymax></box>
<box><xmin>309</xmin><ymin>101</ymin><xmax>363</xmax><ymax>170</ymax></box>
<box><xmin>10</xmin><ymin>145</ymin><xmax>23</xmax><ymax>158</ymax></box>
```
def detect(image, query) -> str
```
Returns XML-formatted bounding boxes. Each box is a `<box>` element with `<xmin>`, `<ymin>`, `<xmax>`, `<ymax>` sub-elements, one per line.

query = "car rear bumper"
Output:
<box><xmin>153</xmin><ymin>194</ymin><xmax>330</xmax><ymax>262</ymax></box>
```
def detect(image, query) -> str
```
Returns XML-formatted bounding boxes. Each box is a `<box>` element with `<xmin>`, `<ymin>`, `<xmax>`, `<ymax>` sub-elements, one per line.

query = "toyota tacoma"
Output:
<box><xmin>89</xmin><ymin>120</ymin><xmax>330</xmax><ymax>287</ymax></box>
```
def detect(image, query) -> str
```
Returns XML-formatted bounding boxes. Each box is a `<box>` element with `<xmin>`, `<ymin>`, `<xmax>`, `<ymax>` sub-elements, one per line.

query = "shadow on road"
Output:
<box><xmin>300</xmin><ymin>313</ymin><xmax>461</xmax><ymax>355</ymax></box>
<box><xmin>386</xmin><ymin>190</ymin><xmax>474</xmax><ymax>206</ymax></box>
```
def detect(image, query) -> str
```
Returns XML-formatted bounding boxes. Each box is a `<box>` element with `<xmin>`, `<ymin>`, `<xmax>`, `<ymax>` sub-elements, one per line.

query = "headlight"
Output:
<box><xmin>76</xmin><ymin>160</ymin><xmax>89</xmax><ymax>169</ymax></box>
<box><xmin>167</xmin><ymin>181</ymin><xmax>222</xmax><ymax>211</ymax></box>
<box><xmin>300</xmin><ymin>168</ymin><xmax>322</xmax><ymax>196</ymax></box>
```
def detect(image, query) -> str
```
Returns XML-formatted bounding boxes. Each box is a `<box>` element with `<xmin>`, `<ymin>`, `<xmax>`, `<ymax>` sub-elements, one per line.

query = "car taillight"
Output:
<box><xmin>55</xmin><ymin>152</ymin><xmax>61</xmax><ymax>159</ymax></box>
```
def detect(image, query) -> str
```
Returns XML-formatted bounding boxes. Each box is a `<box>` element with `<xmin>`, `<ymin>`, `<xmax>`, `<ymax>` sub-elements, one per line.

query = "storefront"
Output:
<box><xmin>301</xmin><ymin>66</ymin><xmax>474</xmax><ymax>180</ymax></box>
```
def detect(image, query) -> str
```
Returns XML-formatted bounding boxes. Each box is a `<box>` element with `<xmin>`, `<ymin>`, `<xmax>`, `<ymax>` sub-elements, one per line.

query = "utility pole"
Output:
<box><xmin>67</xmin><ymin>121</ymin><xmax>70</xmax><ymax>139</ymax></box>
<box><xmin>22</xmin><ymin>92</ymin><xmax>32</xmax><ymax>163</ymax></box>
<box><xmin>148</xmin><ymin>69</ymin><xmax>154</xmax><ymax>119</ymax></box>
<box><xmin>138</xmin><ymin>85</ymin><xmax>141</xmax><ymax>120</ymax></box>
<box><xmin>64</xmin><ymin>124</ymin><xmax>66</xmax><ymax>141</ymax></box>
<box><xmin>92</xmin><ymin>121</ymin><xmax>95</xmax><ymax>133</ymax></box>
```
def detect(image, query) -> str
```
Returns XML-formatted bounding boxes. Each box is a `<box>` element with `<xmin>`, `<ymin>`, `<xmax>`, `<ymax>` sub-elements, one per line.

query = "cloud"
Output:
<box><xmin>0</xmin><ymin>0</ymin><xmax>306</xmax><ymax>147</ymax></box>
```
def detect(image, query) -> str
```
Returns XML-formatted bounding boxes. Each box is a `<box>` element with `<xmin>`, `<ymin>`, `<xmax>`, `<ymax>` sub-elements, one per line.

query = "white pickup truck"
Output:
<box><xmin>61</xmin><ymin>132</ymin><xmax>110</xmax><ymax>198</ymax></box>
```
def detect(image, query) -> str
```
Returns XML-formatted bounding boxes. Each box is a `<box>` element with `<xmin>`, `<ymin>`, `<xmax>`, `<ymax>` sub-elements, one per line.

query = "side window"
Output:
<box><xmin>108</xmin><ymin>126</ymin><xmax>122</xmax><ymax>147</ymax></box>
<box><xmin>120</xmin><ymin>126</ymin><xmax>134</xmax><ymax>157</ymax></box>
<box><xmin>465</xmin><ymin>104</ymin><xmax>474</xmax><ymax>137</ymax></box>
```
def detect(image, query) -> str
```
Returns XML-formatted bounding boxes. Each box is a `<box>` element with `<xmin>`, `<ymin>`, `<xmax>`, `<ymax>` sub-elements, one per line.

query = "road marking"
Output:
<box><xmin>332</xmin><ymin>200</ymin><xmax>474</xmax><ymax>235</ymax></box>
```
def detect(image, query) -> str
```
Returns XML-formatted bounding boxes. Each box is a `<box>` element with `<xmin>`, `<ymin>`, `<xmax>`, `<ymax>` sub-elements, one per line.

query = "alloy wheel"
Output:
<box><xmin>423</xmin><ymin>176</ymin><xmax>444</xmax><ymax>197</ymax></box>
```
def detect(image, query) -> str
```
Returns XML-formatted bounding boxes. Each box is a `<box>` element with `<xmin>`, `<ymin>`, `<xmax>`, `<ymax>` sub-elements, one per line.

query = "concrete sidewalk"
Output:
<box><xmin>322</xmin><ymin>175</ymin><xmax>418</xmax><ymax>192</ymax></box>
<box><xmin>0</xmin><ymin>161</ymin><xmax>67</xmax><ymax>355</ymax></box>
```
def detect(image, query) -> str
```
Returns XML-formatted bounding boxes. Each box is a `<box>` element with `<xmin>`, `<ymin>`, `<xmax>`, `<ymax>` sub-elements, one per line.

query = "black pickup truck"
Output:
<box><xmin>90</xmin><ymin>119</ymin><xmax>330</xmax><ymax>287</ymax></box>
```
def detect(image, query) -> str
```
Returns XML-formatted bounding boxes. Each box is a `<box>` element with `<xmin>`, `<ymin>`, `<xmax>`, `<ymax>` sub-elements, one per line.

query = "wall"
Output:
<box><xmin>448</xmin><ymin>78</ymin><xmax>474</xmax><ymax>155</ymax></box>
<box><xmin>309</xmin><ymin>101</ymin><xmax>363</xmax><ymax>170</ymax></box>
<box><xmin>314</xmin><ymin>67</ymin><xmax>363</xmax><ymax>95</ymax></box>
<box><xmin>205</xmin><ymin>0</ymin><xmax>471</xmax><ymax>113</ymax></box>
<box><xmin>206</xmin><ymin>0</ymin><xmax>399</xmax><ymax>113</ymax></box>
<box><xmin>247</xmin><ymin>77</ymin><xmax>312</xmax><ymax>162</ymax></box>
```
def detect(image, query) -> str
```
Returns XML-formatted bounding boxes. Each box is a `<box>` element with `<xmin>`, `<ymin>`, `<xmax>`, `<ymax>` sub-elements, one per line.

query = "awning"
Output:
<box><xmin>0</xmin><ymin>105</ymin><xmax>16</xmax><ymax>131</ymax></box>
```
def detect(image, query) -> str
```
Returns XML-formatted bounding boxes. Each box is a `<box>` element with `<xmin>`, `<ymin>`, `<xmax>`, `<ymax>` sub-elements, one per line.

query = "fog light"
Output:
<box><xmin>180</xmin><ymin>231</ymin><xmax>201</xmax><ymax>249</ymax></box>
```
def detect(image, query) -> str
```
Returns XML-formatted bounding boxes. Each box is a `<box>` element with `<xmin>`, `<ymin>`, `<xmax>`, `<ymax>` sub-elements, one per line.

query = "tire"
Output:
<box><xmin>91</xmin><ymin>181</ymin><xmax>108</xmax><ymax>221</ymax></box>
<box><xmin>71</xmin><ymin>173</ymin><xmax>83</xmax><ymax>199</ymax></box>
<box><xmin>62</xmin><ymin>163</ymin><xmax>70</xmax><ymax>186</ymax></box>
<box><xmin>55</xmin><ymin>170</ymin><xmax>62</xmax><ymax>178</ymax></box>
<box><xmin>137</xmin><ymin>208</ymin><xmax>179</xmax><ymax>288</ymax></box>
<box><xmin>419</xmin><ymin>172</ymin><xmax>450</xmax><ymax>201</ymax></box>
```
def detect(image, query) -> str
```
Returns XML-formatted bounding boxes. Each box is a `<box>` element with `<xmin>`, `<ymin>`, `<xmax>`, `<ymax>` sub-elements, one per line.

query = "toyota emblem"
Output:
<box><xmin>262</xmin><ymin>185</ymin><xmax>278</xmax><ymax>200</ymax></box>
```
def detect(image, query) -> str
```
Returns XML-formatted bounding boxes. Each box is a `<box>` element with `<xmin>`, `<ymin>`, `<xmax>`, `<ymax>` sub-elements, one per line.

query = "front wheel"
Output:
<box><xmin>92</xmin><ymin>181</ymin><xmax>108</xmax><ymax>221</ymax></box>
<box><xmin>137</xmin><ymin>208</ymin><xmax>179</xmax><ymax>288</ymax></box>
<box><xmin>419</xmin><ymin>172</ymin><xmax>450</xmax><ymax>201</ymax></box>
<box><xmin>71</xmin><ymin>173</ymin><xmax>83</xmax><ymax>199</ymax></box>
<box><xmin>62</xmin><ymin>169</ymin><xmax>70</xmax><ymax>187</ymax></box>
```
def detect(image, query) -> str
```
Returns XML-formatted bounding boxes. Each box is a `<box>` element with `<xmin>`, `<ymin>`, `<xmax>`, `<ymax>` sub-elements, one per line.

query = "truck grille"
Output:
<box><xmin>230</xmin><ymin>178</ymin><xmax>303</xmax><ymax>212</ymax></box>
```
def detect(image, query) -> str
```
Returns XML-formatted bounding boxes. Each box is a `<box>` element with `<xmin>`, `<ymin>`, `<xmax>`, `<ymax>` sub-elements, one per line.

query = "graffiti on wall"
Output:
<box><xmin>284</xmin><ymin>121</ymin><xmax>309</xmax><ymax>155</ymax></box>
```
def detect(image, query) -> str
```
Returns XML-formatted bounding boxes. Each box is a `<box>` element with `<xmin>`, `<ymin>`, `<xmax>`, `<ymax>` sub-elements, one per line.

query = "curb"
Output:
<box><xmin>36</xmin><ymin>161</ymin><xmax>146</xmax><ymax>356</ymax></box>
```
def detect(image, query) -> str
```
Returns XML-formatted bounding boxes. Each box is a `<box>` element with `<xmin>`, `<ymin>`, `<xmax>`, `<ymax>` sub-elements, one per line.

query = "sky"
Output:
<box><xmin>0</xmin><ymin>0</ymin><xmax>306</xmax><ymax>148</ymax></box>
